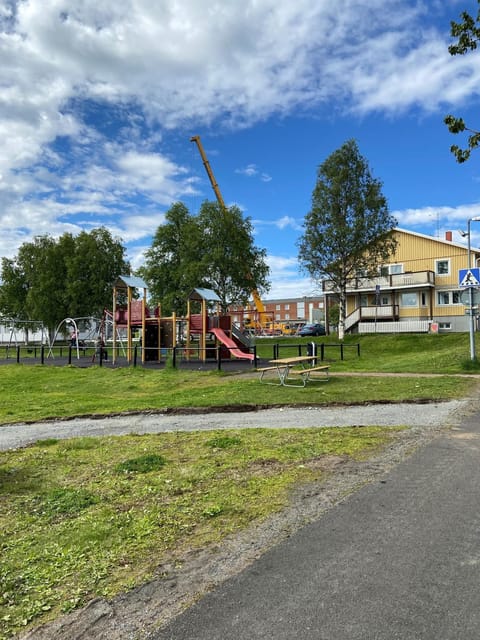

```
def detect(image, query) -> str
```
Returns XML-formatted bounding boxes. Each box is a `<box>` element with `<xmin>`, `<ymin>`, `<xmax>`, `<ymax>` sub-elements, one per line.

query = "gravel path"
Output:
<box><xmin>14</xmin><ymin>396</ymin><xmax>477</xmax><ymax>640</ymax></box>
<box><xmin>0</xmin><ymin>399</ymin><xmax>470</xmax><ymax>451</ymax></box>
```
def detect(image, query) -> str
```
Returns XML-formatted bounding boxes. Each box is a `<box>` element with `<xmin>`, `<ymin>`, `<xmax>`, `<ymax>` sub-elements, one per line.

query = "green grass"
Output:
<box><xmin>0</xmin><ymin>426</ymin><xmax>399</xmax><ymax>638</ymax></box>
<box><xmin>254</xmin><ymin>332</ymin><xmax>480</xmax><ymax>373</ymax></box>
<box><xmin>0</xmin><ymin>332</ymin><xmax>478</xmax><ymax>425</ymax></box>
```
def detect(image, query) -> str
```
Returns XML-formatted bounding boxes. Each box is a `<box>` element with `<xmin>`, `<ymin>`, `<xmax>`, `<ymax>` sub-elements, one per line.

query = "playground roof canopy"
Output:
<box><xmin>114</xmin><ymin>275</ymin><xmax>148</xmax><ymax>290</ymax></box>
<box><xmin>189</xmin><ymin>288</ymin><xmax>221</xmax><ymax>302</ymax></box>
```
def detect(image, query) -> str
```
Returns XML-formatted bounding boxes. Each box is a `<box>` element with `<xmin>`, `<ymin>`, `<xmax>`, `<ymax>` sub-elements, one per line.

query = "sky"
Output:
<box><xmin>2</xmin><ymin>0</ymin><xmax>480</xmax><ymax>301</ymax></box>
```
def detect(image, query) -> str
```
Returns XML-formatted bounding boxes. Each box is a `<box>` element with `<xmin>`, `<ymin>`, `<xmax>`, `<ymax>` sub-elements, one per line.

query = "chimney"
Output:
<box><xmin>445</xmin><ymin>231</ymin><xmax>452</xmax><ymax>242</ymax></box>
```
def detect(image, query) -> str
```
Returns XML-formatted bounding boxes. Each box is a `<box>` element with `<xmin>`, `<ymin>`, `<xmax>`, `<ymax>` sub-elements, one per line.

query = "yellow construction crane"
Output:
<box><xmin>190</xmin><ymin>135</ymin><xmax>269</xmax><ymax>328</ymax></box>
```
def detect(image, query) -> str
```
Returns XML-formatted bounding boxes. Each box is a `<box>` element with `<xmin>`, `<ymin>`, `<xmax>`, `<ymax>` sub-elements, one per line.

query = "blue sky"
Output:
<box><xmin>1</xmin><ymin>0</ymin><xmax>480</xmax><ymax>299</ymax></box>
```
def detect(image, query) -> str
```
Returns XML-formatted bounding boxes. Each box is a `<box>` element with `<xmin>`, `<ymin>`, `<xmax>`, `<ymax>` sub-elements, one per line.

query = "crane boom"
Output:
<box><xmin>190</xmin><ymin>135</ymin><xmax>267</xmax><ymax>320</ymax></box>
<box><xmin>190</xmin><ymin>136</ymin><xmax>226</xmax><ymax>210</ymax></box>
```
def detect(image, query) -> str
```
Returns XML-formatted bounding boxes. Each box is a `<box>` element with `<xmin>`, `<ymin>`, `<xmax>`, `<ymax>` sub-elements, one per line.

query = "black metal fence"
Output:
<box><xmin>271</xmin><ymin>341</ymin><xmax>360</xmax><ymax>361</ymax></box>
<box><xmin>0</xmin><ymin>343</ymin><xmax>258</xmax><ymax>371</ymax></box>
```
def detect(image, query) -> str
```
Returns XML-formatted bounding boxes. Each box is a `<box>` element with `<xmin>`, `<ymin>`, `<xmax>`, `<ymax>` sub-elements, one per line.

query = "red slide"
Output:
<box><xmin>210</xmin><ymin>328</ymin><xmax>255</xmax><ymax>361</ymax></box>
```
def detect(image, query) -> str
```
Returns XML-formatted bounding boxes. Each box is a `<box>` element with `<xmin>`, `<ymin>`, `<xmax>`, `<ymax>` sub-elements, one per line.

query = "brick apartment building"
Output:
<box><xmin>230</xmin><ymin>295</ymin><xmax>325</xmax><ymax>327</ymax></box>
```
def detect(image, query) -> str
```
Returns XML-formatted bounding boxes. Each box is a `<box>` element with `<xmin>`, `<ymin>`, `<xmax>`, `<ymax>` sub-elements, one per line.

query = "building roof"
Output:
<box><xmin>396</xmin><ymin>227</ymin><xmax>479</xmax><ymax>254</ymax></box>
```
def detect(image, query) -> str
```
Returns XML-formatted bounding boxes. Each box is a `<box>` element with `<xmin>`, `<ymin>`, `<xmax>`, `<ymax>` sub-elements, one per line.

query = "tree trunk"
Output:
<box><xmin>338</xmin><ymin>291</ymin><xmax>346</xmax><ymax>341</ymax></box>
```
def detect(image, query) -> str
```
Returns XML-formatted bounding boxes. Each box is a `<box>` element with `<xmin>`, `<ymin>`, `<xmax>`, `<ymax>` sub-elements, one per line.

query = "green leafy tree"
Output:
<box><xmin>138</xmin><ymin>202</ymin><xmax>205</xmax><ymax>315</ymax></box>
<box><xmin>0</xmin><ymin>257</ymin><xmax>28</xmax><ymax>320</ymax></box>
<box><xmin>65</xmin><ymin>228</ymin><xmax>130</xmax><ymax>318</ymax></box>
<box><xmin>444</xmin><ymin>2</ymin><xmax>480</xmax><ymax>162</ymax></box>
<box><xmin>197</xmin><ymin>201</ymin><xmax>270</xmax><ymax>312</ymax></box>
<box><xmin>0</xmin><ymin>229</ymin><xmax>129</xmax><ymax>336</ymax></box>
<box><xmin>298</xmin><ymin>139</ymin><xmax>397</xmax><ymax>340</ymax></box>
<box><xmin>140</xmin><ymin>200</ymin><xmax>270</xmax><ymax>315</ymax></box>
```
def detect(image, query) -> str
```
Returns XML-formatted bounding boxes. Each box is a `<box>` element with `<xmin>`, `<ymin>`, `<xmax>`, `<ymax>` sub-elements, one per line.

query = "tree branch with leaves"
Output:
<box><xmin>444</xmin><ymin>2</ymin><xmax>480</xmax><ymax>162</ymax></box>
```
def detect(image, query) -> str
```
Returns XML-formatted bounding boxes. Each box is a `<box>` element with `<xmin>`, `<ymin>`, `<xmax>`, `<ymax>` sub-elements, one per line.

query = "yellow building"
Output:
<box><xmin>323</xmin><ymin>228</ymin><xmax>480</xmax><ymax>333</ymax></box>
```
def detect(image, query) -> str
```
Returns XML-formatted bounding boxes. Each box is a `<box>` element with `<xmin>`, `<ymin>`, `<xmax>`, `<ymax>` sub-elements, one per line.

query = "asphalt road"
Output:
<box><xmin>152</xmin><ymin>404</ymin><xmax>480</xmax><ymax>640</ymax></box>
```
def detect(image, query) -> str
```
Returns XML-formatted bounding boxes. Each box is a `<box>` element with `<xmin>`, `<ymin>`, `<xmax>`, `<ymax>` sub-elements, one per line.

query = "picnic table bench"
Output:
<box><xmin>288</xmin><ymin>364</ymin><xmax>329</xmax><ymax>385</ymax></box>
<box><xmin>258</xmin><ymin>356</ymin><xmax>330</xmax><ymax>387</ymax></box>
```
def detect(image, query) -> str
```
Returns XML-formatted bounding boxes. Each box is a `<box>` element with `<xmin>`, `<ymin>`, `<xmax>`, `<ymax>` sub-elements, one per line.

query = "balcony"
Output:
<box><xmin>345</xmin><ymin>305</ymin><xmax>399</xmax><ymax>331</ymax></box>
<box><xmin>323</xmin><ymin>270</ymin><xmax>435</xmax><ymax>293</ymax></box>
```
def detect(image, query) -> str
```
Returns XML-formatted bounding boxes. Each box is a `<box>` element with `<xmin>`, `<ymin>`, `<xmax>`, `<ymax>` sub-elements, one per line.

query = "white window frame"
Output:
<box><xmin>389</xmin><ymin>263</ymin><xmax>403</xmax><ymax>275</ymax></box>
<box><xmin>435</xmin><ymin>259</ymin><xmax>450</xmax><ymax>276</ymax></box>
<box><xmin>400</xmin><ymin>292</ymin><xmax>417</xmax><ymax>307</ymax></box>
<box><xmin>437</xmin><ymin>290</ymin><xmax>461</xmax><ymax>305</ymax></box>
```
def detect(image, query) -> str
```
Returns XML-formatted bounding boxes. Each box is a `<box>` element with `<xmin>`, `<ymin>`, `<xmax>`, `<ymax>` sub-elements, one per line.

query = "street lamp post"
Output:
<box><xmin>466</xmin><ymin>217</ymin><xmax>480</xmax><ymax>360</ymax></box>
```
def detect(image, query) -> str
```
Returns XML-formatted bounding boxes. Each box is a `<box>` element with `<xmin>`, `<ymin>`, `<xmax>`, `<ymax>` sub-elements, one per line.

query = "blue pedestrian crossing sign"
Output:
<box><xmin>459</xmin><ymin>268</ymin><xmax>480</xmax><ymax>287</ymax></box>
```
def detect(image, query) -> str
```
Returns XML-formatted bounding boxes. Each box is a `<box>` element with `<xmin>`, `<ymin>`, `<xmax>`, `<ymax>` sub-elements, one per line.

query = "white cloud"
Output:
<box><xmin>393</xmin><ymin>204</ymin><xmax>480</xmax><ymax>229</ymax></box>
<box><xmin>235</xmin><ymin>164</ymin><xmax>272</xmax><ymax>182</ymax></box>
<box><xmin>0</xmin><ymin>0</ymin><xmax>477</xmax><ymax>275</ymax></box>
<box><xmin>265</xmin><ymin>254</ymin><xmax>319</xmax><ymax>299</ymax></box>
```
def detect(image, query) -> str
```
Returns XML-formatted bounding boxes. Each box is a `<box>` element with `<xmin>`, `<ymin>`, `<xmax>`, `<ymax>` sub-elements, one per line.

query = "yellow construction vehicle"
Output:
<box><xmin>190</xmin><ymin>135</ymin><xmax>269</xmax><ymax>330</ymax></box>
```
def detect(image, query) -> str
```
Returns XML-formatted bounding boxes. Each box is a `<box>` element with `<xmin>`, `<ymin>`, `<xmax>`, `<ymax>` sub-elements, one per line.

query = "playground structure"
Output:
<box><xmin>48</xmin><ymin>316</ymin><xmax>100</xmax><ymax>359</ymax></box>
<box><xmin>110</xmin><ymin>278</ymin><xmax>254</xmax><ymax>364</ymax></box>
<box><xmin>0</xmin><ymin>280</ymin><xmax>255</xmax><ymax>366</ymax></box>
<box><xmin>109</xmin><ymin>278</ymin><xmax>256</xmax><ymax>364</ymax></box>
<box><xmin>0</xmin><ymin>318</ymin><xmax>48</xmax><ymax>346</ymax></box>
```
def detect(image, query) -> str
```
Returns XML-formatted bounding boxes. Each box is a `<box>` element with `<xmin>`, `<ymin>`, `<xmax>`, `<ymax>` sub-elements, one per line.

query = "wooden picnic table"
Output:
<box><xmin>258</xmin><ymin>355</ymin><xmax>325</xmax><ymax>386</ymax></box>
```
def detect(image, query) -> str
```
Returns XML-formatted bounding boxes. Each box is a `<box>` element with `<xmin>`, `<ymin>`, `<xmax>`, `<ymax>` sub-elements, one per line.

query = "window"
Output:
<box><xmin>284</xmin><ymin>304</ymin><xmax>290</xmax><ymax>310</ymax></box>
<box><xmin>437</xmin><ymin>290</ymin><xmax>461</xmax><ymax>305</ymax></box>
<box><xmin>421</xmin><ymin>292</ymin><xmax>427</xmax><ymax>306</ymax></box>
<box><xmin>400</xmin><ymin>292</ymin><xmax>417</xmax><ymax>306</ymax></box>
<box><xmin>435</xmin><ymin>259</ymin><xmax>450</xmax><ymax>276</ymax></box>
<box><xmin>381</xmin><ymin>295</ymin><xmax>390</xmax><ymax>306</ymax></box>
<box><xmin>275</xmin><ymin>304</ymin><xmax>280</xmax><ymax>311</ymax></box>
<box><xmin>285</xmin><ymin>313</ymin><xmax>290</xmax><ymax>320</ymax></box>
<box><xmin>389</xmin><ymin>264</ymin><xmax>403</xmax><ymax>275</ymax></box>
<box><xmin>439</xmin><ymin>322</ymin><xmax>452</xmax><ymax>330</ymax></box>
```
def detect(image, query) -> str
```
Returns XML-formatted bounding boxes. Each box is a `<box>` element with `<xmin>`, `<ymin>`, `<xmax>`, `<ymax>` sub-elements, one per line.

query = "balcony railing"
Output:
<box><xmin>323</xmin><ymin>270</ymin><xmax>435</xmax><ymax>293</ymax></box>
<box><xmin>345</xmin><ymin>305</ymin><xmax>399</xmax><ymax>331</ymax></box>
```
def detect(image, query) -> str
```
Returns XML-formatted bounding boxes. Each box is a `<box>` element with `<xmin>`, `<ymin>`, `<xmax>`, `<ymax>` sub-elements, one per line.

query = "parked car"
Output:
<box><xmin>298</xmin><ymin>323</ymin><xmax>326</xmax><ymax>336</ymax></box>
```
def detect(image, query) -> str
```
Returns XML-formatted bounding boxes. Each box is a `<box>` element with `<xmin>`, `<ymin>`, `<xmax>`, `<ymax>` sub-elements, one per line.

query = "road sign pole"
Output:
<box><xmin>469</xmin><ymin>286</ymin><xmax>475</xmax><ymax>360</ymax></box>
<box><xmin>467</xmin><ymin>218</ymin><xmax>478</xmax><ymax>361</ymax></box>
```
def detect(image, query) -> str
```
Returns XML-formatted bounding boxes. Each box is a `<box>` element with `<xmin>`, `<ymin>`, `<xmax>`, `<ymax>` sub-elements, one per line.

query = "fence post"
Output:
<box><xmin>172</xmin><ymin>346</ymin><xmax>177</xmax><ymax>368</ymax></box>
<box><xmin>16</xmin><ymin>346</ymin><xmax>20</xmax><ymax>363</ymax></box>
<box><xmin>133</xmin><ymin>345</ymin><xmax>138</xmax><ymax>367</ymax></box>
<box><xmin>68</xmin><ymin>346</ymin><xmax>72</xmax><ymax>365</ymax></box>
<box><xmin>217</xmin><ymin>346</ymin><xmax>222</xmax><ymax>371</ymax></box>
<box><xmin>253</xmin><ymin>345</ymin><xmax>257</xmax><ymax>368</ymax></box>
<box><xmin>41</xmin><ymin>346</ymin><xmax>45</xmax><ymax>365</ymax></box>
